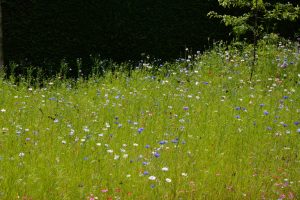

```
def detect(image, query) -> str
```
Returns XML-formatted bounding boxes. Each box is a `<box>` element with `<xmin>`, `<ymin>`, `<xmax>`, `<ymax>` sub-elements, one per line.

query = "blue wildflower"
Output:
<box><xmin>283</xmin><ymin>96</ymin><xmax>288</xmax><ymax>99</ymax></box>
<box><xmin>235</xmin><ymin>106</ymin><xmax>241</xmax><ymax>111</ymax></box>
<box><xmin>145</xmin><ymin>144</ymin><xmax>150</xmax><ymax>148</ymax></box>
<box><xmin>259</xmin><ymin>103</ymin><xmax>265</xmax><ymax>107</ymax></box>
<box><xmin>49</xmin><ymin>97</ymin><xmax>57</xmax><ymax>101</ymax></box>
<box><xmin>159</xmin><ymin>140</ymin><xmax>167</xmax><ymax>145</ymax></box>
<box><xmin>263</xmin><ymin>111</ymin><xmax>269</xmax><ymax>115</ymax></box>
<box><xmin>235</xmin><ymin>115</ymin><xmax>241</xmax><ymax>119</ymax></box>
<box><xmin>294</xmin><ymin>121</ymin><xmax>299</xmax><ymax>126</ymax></box>
<box><xmin>183</xmin><ymin>106</ymin><xmax>189</xmax><ymax>111</ymax></box>
<box><xmin>266</xmin><ymin>126</ymin><xmax>272</xmax><ymax>131</ymax></box>
<box><xmin>143</xmin><ymin>162</ymin><xmax>149</xmax><ymax>165</ymax></box>
<box><xmin>171</xmin><ymin>138</ymin><xmax>179</xmax><ymax>144</ymax></box>
<box><xmin>143</xmin><ymin>171</ymin><xmax>149</xmax><ymax>175</ymax></box>
<box><xmin>138</xmin><ymin>128</ymin><xmax>144</xmax><ymax>133</ymax></box>
<box><xmin>154</xmin><ymin>152</ymin><xmax>160</xmax><ymax>158</ymax></box>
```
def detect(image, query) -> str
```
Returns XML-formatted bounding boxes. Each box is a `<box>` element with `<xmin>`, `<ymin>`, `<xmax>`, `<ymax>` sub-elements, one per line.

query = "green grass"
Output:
<box><xmin>0</xmin><ymin>40</ymin><xmax>300</xmax><ymax>199</ymax></box>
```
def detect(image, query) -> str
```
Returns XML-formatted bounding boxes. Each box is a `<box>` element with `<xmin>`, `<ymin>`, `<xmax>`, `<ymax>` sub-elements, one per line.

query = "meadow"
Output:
<box><xmin>0</xmin><ymin>39</ymin><xmax>299</xmax><ymax>199</ymax></box>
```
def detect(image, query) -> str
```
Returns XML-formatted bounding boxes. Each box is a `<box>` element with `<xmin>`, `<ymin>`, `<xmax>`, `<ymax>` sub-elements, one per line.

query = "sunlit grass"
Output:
<box><xmin>0</xmin><ymin>40</ymin><xmax>299</xmax><ymax>199</ymax></box>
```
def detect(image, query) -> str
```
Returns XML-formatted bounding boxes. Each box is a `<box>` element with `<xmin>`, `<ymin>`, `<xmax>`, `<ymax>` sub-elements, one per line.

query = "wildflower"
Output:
<box><xmin>114</xmin><ymin>155</ymin><xmax>120</xmax><ymax>160</ymax></box>
<box><xmin>294</xmin><ymin>121</ymin><xmax>299</xmax><ymax>126</ymax></box>
<box><xmin>145</xmin><ymin>144</ymin><xmax>150</xmax><ymax>148</ymax></box>
<box><xmin>154</xmin><ymin>152</ymin><xmax>160</xmax><ymax>158</ymax></box>
<box><xmin>266</xmin><ymin>126</ymin><xmax>272</xmax><ymax>131</ymax></box>
<box><xmin>162</xmin><ymin>167</ymin><xmax>169</xmax><ymax>171</ymax></box>
<box><xmin>54</xmin><ymin>119</ymin><xmax>59</xmax><ymax>123</ymax></box>
<box><xmin>283</xmin><ymin>96</ymin><xmax>288</xmax><ymax>99</ymax></box>
<box><xmin>100</xmin><ymin>189</ymin><xmax>108</xmax><ymax>193</ymax></box>
<box><xmin>183</xmin><ymin>106</ymin><xmax>189</xmax><ymax>111</ymax></box>
<box><xmin>142</xmin><ymin>162</ymin><xmax>149</xmax><ymax>166</ymax></box>
<box><xmin>48</xmin><ymin>96</ymin><xmax>57</xmax><ymax>102</ymax></box>
<box><xmin>171</xmin><ymin>138</ymin><xmax>179</xmax><ymax>144</ymax></box>
<box><xmin>259</xmin><ymin>103</ymin><xmax>265</xmax><ymax>107</ymax></box>
<box><xmin>159</xmin><ymin>140</ymin><xmax>167</xmax><ymax>145</ymax></box>
<box><xmin>69</xmin><ymin>129</ymin><xmax>75</xmax><ymax>136</ymax></box>
<box><xmin>0</xmin><ymin>108</ymin><xmax>6</xmax><ymax>113</ymax></box>
<box><xmin>120</xmin><ymin>148</ymin><xmax>126</xmax><ymax>152</ymax></box>
<box><xmin>165</xmin><ymin>178</ymin><xmax>172</xmax><ymax>183</ymax></box>
<box><xmin>19</xmin><ymin>152</ymin><xmax>25</xmax><ymax>157</ymax></box>
<box><xmin>61</xmin><ymin>140</ymin><xmax>66</xmax><ymax>144</ymax></box>
<box><xmin>297</xmin><ymin>128</ymin><xmax>300</xmax><ymax>133</ymax></box>
<box><xmin>148</xmin><ymin>176</ymin><xmax>156</xmax><ymax>181</ymax></box>
<box><xmin>263</xmin><ymin>111</ymin><xmax>269</xmax><ymax>115</ymax></box>
<box><xmin>235</xmin><ymin>115</ymin><xmax>240</xmax><ymax>119</ymax></box>
<box><xmin>107</xmin><ymin>149</ymin><xmax>113</xmax><ymax>153</ymax></box>
<box><xmin>143</xmin><ymin>171</ymin><xmax>149</xmax><ymax>175</ymax></box>
<box><xmin>181</xmin><ymin>173</ymin><xmax>188</xmax><ymax>177</ymax></box>
<box><xmin>138</xmin><ymin>128</ymin><xmax>144</xmax><ymax>133</ymax></box>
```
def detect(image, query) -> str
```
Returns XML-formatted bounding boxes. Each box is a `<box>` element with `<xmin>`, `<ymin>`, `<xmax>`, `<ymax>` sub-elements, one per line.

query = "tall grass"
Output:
<box><xmin>0</xmin><ymin>40</ymin><xmax>299</xmax><ymax>199</ymax></box>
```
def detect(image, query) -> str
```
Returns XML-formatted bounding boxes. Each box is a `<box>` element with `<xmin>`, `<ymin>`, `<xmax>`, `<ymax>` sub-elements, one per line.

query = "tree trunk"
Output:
<box><xmin>0</xmin><ymin>0</ymin><xmax>4</xmax><ymax>70</ymax></box>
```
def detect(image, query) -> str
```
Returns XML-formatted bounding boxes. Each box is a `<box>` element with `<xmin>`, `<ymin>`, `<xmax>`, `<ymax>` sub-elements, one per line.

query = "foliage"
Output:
<box><xmin>208</xmin><ymin>0</ymin><xmax>300</xmax><ymax>39</ymax></box>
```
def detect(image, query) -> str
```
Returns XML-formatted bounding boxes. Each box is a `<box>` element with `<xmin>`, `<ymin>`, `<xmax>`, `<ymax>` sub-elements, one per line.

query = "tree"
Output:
<box><xmin>208</xmin><ymin>0</ymin><xmax>300</xmax><ymax>79</ymax></box>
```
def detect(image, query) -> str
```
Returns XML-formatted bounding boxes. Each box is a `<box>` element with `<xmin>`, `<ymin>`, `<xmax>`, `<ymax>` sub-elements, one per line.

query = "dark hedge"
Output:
<box><xmin>2</xmin><ymin>0</ymin><xmax>299</xmax><ymax>75</ymax></box>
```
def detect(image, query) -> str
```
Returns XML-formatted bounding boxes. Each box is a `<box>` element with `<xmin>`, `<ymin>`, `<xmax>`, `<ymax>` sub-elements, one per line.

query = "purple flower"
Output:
<box><xmin>183</xmin><ymin>106</ymin><xmax>189</xmax><ymax>111</ymax></box>
<box><xmin>266</xmin><ymin>126</ymin><xmax>272</xmax><ymax>131</ymax></box>
<box><xmin>235</xmin><ymin>115</ymin><xmax>241</xmax><ymax>119</ymax></box>
<box><xmin>143</xmin><ymin>171</ymin><xmax>149</xmax><ymax>175</ymax></box>
<box><xmin>145</xmin><ymin>144</ymin><xmax>150</xmax><ymax>148</ymax></box>
<box><xmin>138</xmin><ymin>128</ymin><xmax>144</xmax><ymax>133</ymax></box>
<box><xmin>143</xmin><ymin>161</ymin><xmax>149</xmax><ymax>165</ymax></box>
<box><xmin>283</xmin><ymin>96</ymin><xmax>288</xmax><ymax>99</ymax></box>
<box><xmin>235</xmin><ymin>106</ymin><xmax>241</xmax><ymax>111</ymax></box>
<box><xmin>171</xmin><ymin>138</ymin><xmax>179</xmax><ymax>144</ymax></box>
<box><xmin>294</xmin><ymin>121</ymin><xmax>299</xmax><ymax>126</ymax></box>
<box><xmin>259</xmin><ymin>103</ymin><xmax>265</xmax><ymax>107</ymax></box>
<box><xmin>49</xmin><ymin>97</ymin><xmax>57</xmax><ymax>101</ymax></box>
<box><xmin>159</xmin><ymin>140</ymin><xmax>167</xmax><ymax>145</ymax></box>
<box><xmin>263</xmin><ymin>111</ymin><xmax>269</xmax><ymax>115</ymax></box>
<box><xmin>154</xmin><ymin>152</ymin><xmax>160</xmax><ymax>158</ymax></box>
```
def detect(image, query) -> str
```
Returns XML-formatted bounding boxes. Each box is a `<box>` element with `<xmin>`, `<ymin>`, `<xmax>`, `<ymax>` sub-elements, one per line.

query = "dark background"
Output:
<box><xmin>2</xmin><ymin>0</ymin><xmax>300</xmax><ymax>75</ymax></box>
